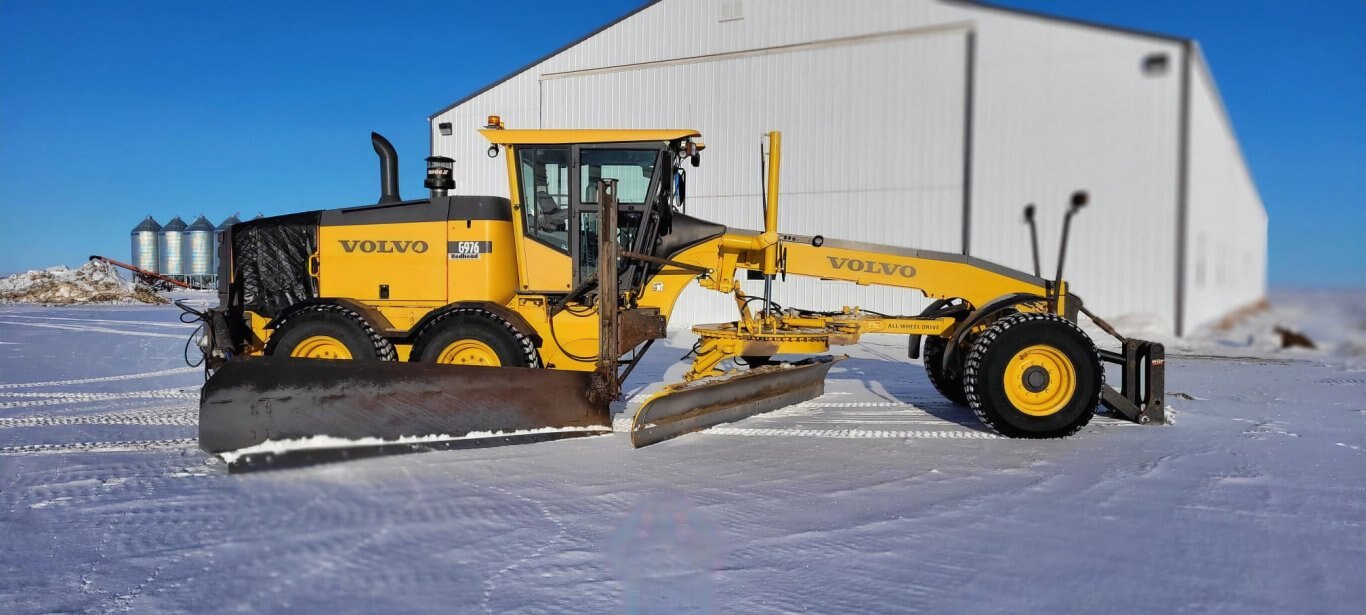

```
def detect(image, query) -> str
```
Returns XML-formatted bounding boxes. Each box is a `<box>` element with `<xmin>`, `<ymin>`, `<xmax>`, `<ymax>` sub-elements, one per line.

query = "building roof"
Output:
<box><xmin>430</xmin><ymin>0</ymin><xmax>1187</xmax><ymax>121</ymax></box>
<box><xmin>479</xmin><ymin>128</ymin><xmax>700</xmax><ymax>145</ymax></box>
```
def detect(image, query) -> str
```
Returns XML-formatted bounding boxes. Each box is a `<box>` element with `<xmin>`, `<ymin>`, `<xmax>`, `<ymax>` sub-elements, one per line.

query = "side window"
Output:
<box><xmin>516</xmin><ymin>146</ymin><xmax>571</xmax><ymax>252</ymax></box>
<box><xmin>580</xmin><ymin>149</ymin><xmax>656</xmax><ymax>205</ymax></box>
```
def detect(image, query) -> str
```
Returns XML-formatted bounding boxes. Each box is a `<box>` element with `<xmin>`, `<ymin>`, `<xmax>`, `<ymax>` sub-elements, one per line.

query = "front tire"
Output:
<box><xmin>922</xmin><ymin>337</ymin><xmax>967</xmax><ymax>405</ymax></box>
<box><xmin>962</xmin><ymin>312</ymin><xmax>1101</xmax><ymax>438</ymax></box>
<box><xmin>410</xmin><ymin>309</ymin><xmax>540</xmax><ymax>368</ymax></box>
<box><xmin>265</xmin><ymin>304</ymin><xmax>397</xmax><ymax>361</ymax></box>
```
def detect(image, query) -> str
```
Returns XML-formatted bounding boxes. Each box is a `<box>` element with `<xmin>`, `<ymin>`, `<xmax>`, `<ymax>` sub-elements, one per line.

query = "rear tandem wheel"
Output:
<box><xmin>409</xmin><ymin>309</ymin><xmax>541</xmax><ymax>368</ymax></box>
<box><xmin>264</xmin><ymin>304</ymin><xmax>396</xmax><ymax>362</ymax></box>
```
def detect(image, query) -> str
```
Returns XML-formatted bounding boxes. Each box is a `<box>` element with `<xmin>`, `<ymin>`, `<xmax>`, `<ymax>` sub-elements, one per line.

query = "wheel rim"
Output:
<box><xmin>1003</xmin><ymin>344</ymin><xmax>1076</xmax><ymax>416</ymax></box>
<box><xmin>435</xmin><ymin>340</ymin><xmax>501</xmax><ymax>366</ymax></box>
<box><xmin>291</xmin><ymin>335</ymin><xmax>353</xmax><ymax>360</ymax></box>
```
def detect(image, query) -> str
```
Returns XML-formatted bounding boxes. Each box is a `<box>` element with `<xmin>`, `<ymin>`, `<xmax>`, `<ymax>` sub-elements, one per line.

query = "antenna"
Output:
<box><xmin>1052</xmin><ymin>191</ymin><xmax>1088</xmax><ymax>297</ymax></box>
<box><xmin>1022</xmin><ymin>204</ymin><xmax>1041</xmax><ymax>277</ymax></box>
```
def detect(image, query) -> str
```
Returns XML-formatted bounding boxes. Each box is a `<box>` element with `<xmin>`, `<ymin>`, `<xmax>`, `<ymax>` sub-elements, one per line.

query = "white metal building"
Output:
<box><xmin>429</xmin><ymin>0</ymin><xmax>1265</xmax><ymax>336</ymax></box>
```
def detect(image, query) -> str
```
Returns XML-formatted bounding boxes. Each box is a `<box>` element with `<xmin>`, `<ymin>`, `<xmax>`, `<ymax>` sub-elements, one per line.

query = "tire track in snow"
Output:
<box><xmin>0</xmin><ymin>388</ymin><xmax>197</xmax><ymax>409</ymax></box>
<box><xmin>0</xmin><ymin>366</ymin><xmax>199</xmax><ymax>389</ymax></box>
<box><xmin>479</xmin><ymin>484</ymin><xmax>571</xmax><ymax>615</ymax></box>
<box><xmin>0</xmin><ymin>438</ymin><xmax>196</xmax><ymax>455</ymax></box>
<box><xmin>0</xmin><ymin>319</ymin><xmax>188</xmax><ymax>339</ymax></box>
<box><xmin>703</xmin><ymin>426</ymin><xmax>1003</xmax><ymax>439</ymax></box>
<box><xmin>0</xmin><ymin>405</ymin><xmax>195</xmax><ymax>428</ymax></box>
<box><xmin>0</xmin><ymin>314</ymin><xmax>197</xmax><ymax>329</ymax></box>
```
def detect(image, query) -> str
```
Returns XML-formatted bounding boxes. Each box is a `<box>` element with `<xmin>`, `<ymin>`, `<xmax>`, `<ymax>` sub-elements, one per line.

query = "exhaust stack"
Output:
<box><xmin>371</xmin><ymin>132</ymin><xmax>401</xmax><ymax>204</ymax></box>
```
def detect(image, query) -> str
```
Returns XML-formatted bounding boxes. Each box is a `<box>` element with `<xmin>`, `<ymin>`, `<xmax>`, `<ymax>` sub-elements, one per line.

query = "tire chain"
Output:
<box><xmin>413</xmin><ymin>308</ymin><xmax>542</xmax><ymax>368</ymax></box>
<box><xmin>962</xmin><ymin>312</ymin><xmax>1104</xmax><ymax>438</ymax></box>
<box><xmin>265</xmin><ymin>303</ymin><xmax>397</xmax><ymax>361</ymax></box>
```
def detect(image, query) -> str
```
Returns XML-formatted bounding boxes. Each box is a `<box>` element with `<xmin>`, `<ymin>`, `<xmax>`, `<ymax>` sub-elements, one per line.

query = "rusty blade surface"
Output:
<box><xmin>199</xmin><ymin>357</ymin><xmax>610</xmax><ymax>454</ymax></box>
<box><xmin>630</xmin><ymin>356</ymin><xmax>843</xmax><ymax>448</ymax></box>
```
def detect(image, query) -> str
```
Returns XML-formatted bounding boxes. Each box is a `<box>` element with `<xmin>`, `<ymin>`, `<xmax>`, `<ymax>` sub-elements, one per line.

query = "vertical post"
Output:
<box><xmin>593</xmin><ymin>179</ymin><xmax>621</xmax><ymax>404</ymax></box>
<box><xmin>762</xmin><ymin>131</ymin><xmax>781</xmax><ymax>323</ymax></box>
<box><xmin>763</xmin><ymin>131</ymin><xmax>781</xmax><ymax>276</ymax></box>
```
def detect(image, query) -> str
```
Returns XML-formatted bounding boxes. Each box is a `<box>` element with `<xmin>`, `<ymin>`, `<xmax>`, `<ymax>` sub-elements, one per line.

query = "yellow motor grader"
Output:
<box><xmin>190</xmin><ymin>121</ymin><xmax>1164</xmax><ymax>467</ymax></box>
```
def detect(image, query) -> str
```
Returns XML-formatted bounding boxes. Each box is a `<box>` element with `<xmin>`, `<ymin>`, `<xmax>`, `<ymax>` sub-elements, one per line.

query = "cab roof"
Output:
<box><xmin>479</xmin><ymin>129</ymin><xmax>701</xmax><ymax>145</ymax></box>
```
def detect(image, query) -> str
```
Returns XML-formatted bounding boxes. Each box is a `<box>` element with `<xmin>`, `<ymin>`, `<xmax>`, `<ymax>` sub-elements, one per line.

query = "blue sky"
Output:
<box><xmin>1</xmin><ymin>0</ymin><xmax>1362</xmax><ymax>286</ymax></box>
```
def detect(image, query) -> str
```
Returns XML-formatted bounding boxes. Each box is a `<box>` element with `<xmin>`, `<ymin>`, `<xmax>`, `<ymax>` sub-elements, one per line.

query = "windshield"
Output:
<box><xmin>579</xmin><ymin>149</ymin><xmax>657</xmax><ymax>205</ymax></box>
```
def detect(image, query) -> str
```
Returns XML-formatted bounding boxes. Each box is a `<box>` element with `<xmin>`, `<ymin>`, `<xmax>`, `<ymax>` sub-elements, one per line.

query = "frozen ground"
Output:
<box><xmin>1</xmin><ymin>290</ymin><xmax>1363</xmax><ymax>614</ymax></box>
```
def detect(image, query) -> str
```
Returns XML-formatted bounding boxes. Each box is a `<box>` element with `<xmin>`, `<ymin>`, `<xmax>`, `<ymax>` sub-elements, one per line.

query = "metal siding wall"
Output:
<box><xmin>1183</xmin><ymin>47</ymin><xmax>1268</xmax><ymax>331</ymax></box>
<box><xmin>432</xmin><ymin>72</ymin><xmax>543</xmax><ymax>197</ymax></box>
<box><xmin>540</xmin><ymin>30</ymin><xmax>968</xmax><ymax>324</ymax></box>
<box><xmin>430</xmin><ymin>0</ymin><xmax>1262</xmax><ymax>333</ymax></box>
<box><xmin>969</xmin><ymin>20</ymin><xmax>1183</xmax><ymax>330</ymax></box>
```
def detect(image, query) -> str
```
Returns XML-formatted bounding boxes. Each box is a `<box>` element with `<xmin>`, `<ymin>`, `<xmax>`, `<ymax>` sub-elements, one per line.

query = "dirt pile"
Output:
<box><xmin>0</xmin><ymin>260</ymin><xmax>167</xmax><ymax>305</ymax></box>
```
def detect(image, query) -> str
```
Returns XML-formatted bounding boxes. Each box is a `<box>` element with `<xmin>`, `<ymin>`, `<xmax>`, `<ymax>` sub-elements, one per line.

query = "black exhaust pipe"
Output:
<box><xmin>371</xmin><ymin>132</ymin><xmax>400</xmax><ymax>204</ymax></box>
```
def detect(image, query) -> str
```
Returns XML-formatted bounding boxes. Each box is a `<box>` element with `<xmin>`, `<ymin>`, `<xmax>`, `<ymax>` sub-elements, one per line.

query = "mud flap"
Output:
<box><xmin>630</xmin><ymin>356</ymin><xmax>844</xmax><ymax>448</ymax></box>
<box><xmin>199</xmin><ymin>357</ymin><xmax>611</xmax><ymax>455</ymax></box>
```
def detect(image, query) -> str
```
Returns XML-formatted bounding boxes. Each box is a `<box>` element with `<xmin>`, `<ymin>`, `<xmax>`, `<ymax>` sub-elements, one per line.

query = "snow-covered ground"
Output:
<box><xmin>1</xmin><ymin>291</ymin><xmax>1363</xmax><ymax>613</ymax></box>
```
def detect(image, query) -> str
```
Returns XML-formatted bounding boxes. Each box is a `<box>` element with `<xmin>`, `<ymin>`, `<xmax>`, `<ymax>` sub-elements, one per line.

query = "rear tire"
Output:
<box><xmin>962</xmin><ymin>312</ymin><xmax>1101</xmax><ymax>438</ymax></box>
<box><xmin>410</xmin><ymin>309</ymin><xmax>541</xmax><ymax>368</ymax></box>
<box><xmin>265</xmin><ymin>304</ymin><xmax>396</xmax><ymax>361</ymax></box>
<box><xmin>922</xmin><ymin>337</ymin><xmax>967</xmax><ymax>405</ymax></box>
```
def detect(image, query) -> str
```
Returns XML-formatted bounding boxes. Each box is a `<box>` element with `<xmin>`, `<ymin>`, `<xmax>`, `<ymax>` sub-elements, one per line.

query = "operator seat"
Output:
<box><xmin>535</xmin><ymin>191</ymin><xmax>568</xmax><ymax>232</ymax></box>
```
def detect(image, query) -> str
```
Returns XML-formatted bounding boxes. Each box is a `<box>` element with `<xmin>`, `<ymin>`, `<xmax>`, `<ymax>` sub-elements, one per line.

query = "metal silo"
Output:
<box><xmin>159</xmin><ymin>216</ymin><xmax>187</xmax><ymax>277</ymax></box>
<box><xmin>217</xmin><ymin>213</ymin><xmax>241</xmax><ymax>232</ymax></box>
<box><xmin>216</xmin><ymin>214</ymin><xmax>240</xmax><ymax>278</ymax></box>
<box><xmin>130</xmin><ymin>216</ymin><xmax>161</xmax><ymax>273</ymax></box>
<box><xmin>185</xmin><ymin>215</ymin><xmax>216</xmax><ymax>281</ymax></box>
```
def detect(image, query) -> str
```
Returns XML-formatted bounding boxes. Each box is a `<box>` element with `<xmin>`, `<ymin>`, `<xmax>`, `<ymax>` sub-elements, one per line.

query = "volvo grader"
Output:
<box><xmin>188</xmin><ymin>120</ymin><xmax>1164</xmax><ymax>468</ymax></box>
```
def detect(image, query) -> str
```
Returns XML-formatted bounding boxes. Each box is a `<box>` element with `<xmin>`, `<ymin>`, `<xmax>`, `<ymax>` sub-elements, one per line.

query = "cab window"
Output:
<box><xmin>580</xmin><ymin>149</ymin><xmax>656</xmax><ymax>205</ymax></box>
<box><xmin>517</xmin><ymin>146</ymin><xmax>571</xmax><ymax>251</ymax></box>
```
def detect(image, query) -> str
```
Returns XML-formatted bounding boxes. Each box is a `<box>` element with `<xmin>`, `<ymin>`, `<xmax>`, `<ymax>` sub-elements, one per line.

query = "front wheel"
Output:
<box><xmin>962</xmin><ymin>312</ymin><xmax>1101</xmax><ymax>438</ymax></box>
<box><xmin>922</xmin><ymin>336</ymin><xmax>967</xmax><ymax>405</ymax></box>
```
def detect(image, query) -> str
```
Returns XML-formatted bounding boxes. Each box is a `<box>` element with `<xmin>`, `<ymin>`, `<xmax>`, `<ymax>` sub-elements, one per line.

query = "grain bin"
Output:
<box><xmin>159</xmin><ymin>216</ymin><xmax>187</xmax><ymax>277</ymax></box>
<box><xmin>130</xmin><ymin>216</ymin><xmax>161</xmax><ymax>273</ymax></box>
<box><xmin>185</xmin><ymin>215</ymin><xmax>216</xmax><ymax>278</ymax></box>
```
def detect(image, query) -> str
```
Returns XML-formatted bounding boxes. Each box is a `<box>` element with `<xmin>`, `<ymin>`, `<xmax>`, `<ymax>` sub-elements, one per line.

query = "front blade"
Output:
<box><xmin>630</xmin><ymin>356</ymin><xmax>843</xmax><ymax>448</ymax></box>
<box><xmin>199</xmin><ymin>357</ymin><xmax>610</xmax><ymax>454</ymax></box>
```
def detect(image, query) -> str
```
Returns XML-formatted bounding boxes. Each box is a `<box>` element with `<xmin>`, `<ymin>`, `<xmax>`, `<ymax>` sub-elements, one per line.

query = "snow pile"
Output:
<box><xmin>1075</xmin><ymin>291</ymin><xmax>1366</xmax><ymax>368</ymax></box>
<box><xmin>0</xmin><ymin>260</ymin><xmax>166</xmax><ymax>305</ymax></box>
<box><xmin>1177</xmin><ymin>290</ymin><xmax>1366</xmax><ymax>367</ymax></box>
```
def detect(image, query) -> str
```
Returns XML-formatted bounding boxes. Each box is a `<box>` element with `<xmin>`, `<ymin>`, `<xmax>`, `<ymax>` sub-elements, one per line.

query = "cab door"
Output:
<box><xmin>568</xmin><ymin>144</ymin><xmax>666</xmax><ymax>287</ymax></box>
<box><xmin>512</xmin><ymin>145</ymin><xmax>575</xmax><ymax>292</ymax></box>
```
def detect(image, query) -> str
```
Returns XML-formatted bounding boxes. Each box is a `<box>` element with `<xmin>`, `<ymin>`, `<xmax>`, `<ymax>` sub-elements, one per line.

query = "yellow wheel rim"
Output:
<box><xmin>291</xmin><ymin>335</ymin><xmax>353</xmax><ymax>360</ymax></box>
<box><xmin>1003</xmin><ymin>344</ymin><xmax>1076</xmax><ymax>417</ymax></box>
<box><xmin>435</xmin><ymin>340</ymin><xmax>501</xmax><ymax>366</ymax></box>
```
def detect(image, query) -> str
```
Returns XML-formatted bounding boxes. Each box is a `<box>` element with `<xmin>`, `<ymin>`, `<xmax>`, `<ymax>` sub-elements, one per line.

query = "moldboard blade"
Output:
<box><xmin>630</xmin><ymin>356</ymin><xmax>843</xmax><ymax>448</ymax></box>
<box><xmin>199</xmin><ymin>356</ymin><xmax>610</xmax><ymax>454</ymax></box>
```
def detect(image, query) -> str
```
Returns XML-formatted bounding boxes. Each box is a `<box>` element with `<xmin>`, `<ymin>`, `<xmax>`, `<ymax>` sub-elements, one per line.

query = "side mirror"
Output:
<box><xmin>1023</xmin><ymin>203</ymin><xmax>1036</xmax><ymax>221</ymax></box>
<box><xmin>1070</xmin><ymin>191</ymin><xmax>1088</xmax><ymax>209</ymax></box>
<box><xmin>690</xmin><ymin>153</ymin><xmax>701</xmax><ymax>168</ymax></box>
